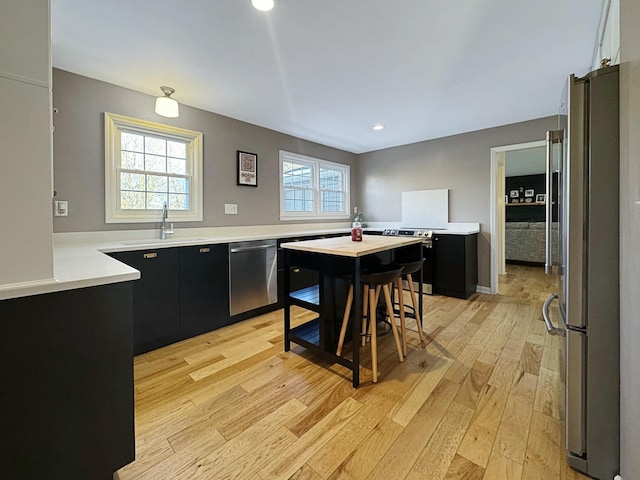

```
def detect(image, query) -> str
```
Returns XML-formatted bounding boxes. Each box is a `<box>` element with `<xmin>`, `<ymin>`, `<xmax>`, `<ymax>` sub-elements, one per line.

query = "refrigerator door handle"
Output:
<box><xmin>542</xmin><ymin>293</ymin><xmax>565</xmax><ymax>336</ymax></box>
<box><xmin>545</xmin><ymin>130</ymin><xmax>562</xmax><ymax>274</ymax></box>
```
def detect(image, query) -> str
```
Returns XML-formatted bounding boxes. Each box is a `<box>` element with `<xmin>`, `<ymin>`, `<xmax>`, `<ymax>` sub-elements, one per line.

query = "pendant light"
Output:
<box><xmin>155</xmin><ymin>86</ymin><xmax>180</xmax><ymax>118</ymax></box>
<box><xmin>251</xmin><ymin>0</ymin><xmax>274</xmax><ymax>12</ymax></box>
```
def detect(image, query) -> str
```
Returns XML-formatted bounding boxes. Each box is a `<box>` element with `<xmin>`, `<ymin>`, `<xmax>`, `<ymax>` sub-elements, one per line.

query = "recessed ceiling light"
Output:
<box><xmin>251</xmin><ymin>0</ymin><xmax>275</xmax><ymax>11</ymax></box>
<box><xmin>372</xmin><ymin>124</ymin><xmax>385</xmax><ymax>131</ymax></box>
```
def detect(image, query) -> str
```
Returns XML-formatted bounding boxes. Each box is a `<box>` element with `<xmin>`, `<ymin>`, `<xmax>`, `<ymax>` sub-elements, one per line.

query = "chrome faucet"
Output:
<box><xmin>160</xmin><ymin>202</ymin><xmax>174</xmax><ymax>240</ymax></box>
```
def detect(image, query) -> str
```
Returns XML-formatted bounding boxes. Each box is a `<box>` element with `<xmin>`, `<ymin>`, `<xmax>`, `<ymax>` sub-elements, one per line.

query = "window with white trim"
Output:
<box><xmin>104</xmin><ymin>113</ymin><xmax>203</xmax><ymax>223</ymax></box>
<box><xmin>279</xmin><ymin>151</ymin><xmax>350</xmax><ymax>220</ymax></box>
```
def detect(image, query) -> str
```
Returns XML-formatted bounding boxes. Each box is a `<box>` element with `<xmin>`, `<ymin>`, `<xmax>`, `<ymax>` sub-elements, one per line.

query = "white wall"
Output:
<box><xmin>52</xmin><ymin>69</ymin><xmax>357</xmax><ymax>233</ymax></box>
<box><xmin>619</xmin><ymin>0</ymin><xmax>640</xmax><ymax>478</ymax></box>
<box><xmin>0</xmin><ymin>0</ymin><xmax>54</xmax><ymax>286</ymax></box>
<box><xmin>355</xmin><ymin>116</ymin><xmax>557</xmax><ymax>289</ymax></box>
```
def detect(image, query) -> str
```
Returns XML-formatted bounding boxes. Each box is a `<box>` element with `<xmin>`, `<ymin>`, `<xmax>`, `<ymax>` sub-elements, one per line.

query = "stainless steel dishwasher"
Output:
<box><xmin>229</xmin><ymin>240</ymin><xmax>278</xmax><ymax>316</ymax></box>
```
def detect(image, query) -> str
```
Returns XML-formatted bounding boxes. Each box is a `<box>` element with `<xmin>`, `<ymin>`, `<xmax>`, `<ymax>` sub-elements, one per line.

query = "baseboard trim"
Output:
<box><xmin>476</xmin><ymin>285</ymin><xmax>492</xmax><ymax>294</ymax></box>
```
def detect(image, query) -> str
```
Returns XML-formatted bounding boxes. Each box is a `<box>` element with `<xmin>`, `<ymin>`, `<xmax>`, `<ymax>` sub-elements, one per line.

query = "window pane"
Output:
<box><xmin>283</xmin><ymin>187</ymin><xmax>315</xmax><ymax>212</ymax></box>
<box><xmin>145</xmin><ymin>154</ymin><xmax>167</xmax><ymax>173</ymax></box>
<box><xmin>120</xmin><ymin>172</ymin><xmax>145</xmax><ymax>191</ymax></box>
<box><xmin>167</xmin><ymin>140</ymin><xmax>186</xmax><ymax>159</ymax></box>
<box><xmin>121</xmin><ymin>191</ymin><xmax>145</xmax><ymax>210</ymax></box>
<box><xmin>169</xmin><ymin>194</ymin><xmax>188</xmax><ymax>210</ymax></box>
<box><xmin>121</xmin><ymin>132</ymin><xmax>144</xmax><ymax>153</ymax></box>
<box><xmin>320</xmin><ymin>168</ymin><xmax>343</xmax><ymax>190</ymax></box>
<box><xmin>145</xmin><ymin>136</ymin><xmax>166</xmax><ymax>156</ymax></box>
<box><xmin>146</xmin><ymin>192</ymin><xmax>167</xmax><ymax>209</ymax></box>
<box><xmin>283</xmin><ymin>161</ymin><xmax>312</xmax><ymax>188</ymax></box>
<box><xmin>321</xmin><ymin>191</ymin><xmax>344</xmax><ymax>212</ymax></box>
<box><xmin>147</xmin><ymin>175</ymin><xmax>168</xmax><ymax>193</ymax></box>
<box><xmin>121</xmin><ymin>151</ymin><xmax>144</xmax><ymax>170</ymax></box>
<box><xmin>168</xmin><ymin>158</ymin><xmax>186</xmax><ymax>175</ymax></box>
<box><xmin>107</xmin><ymin>113</ymin><xmax>202</xmax><ymax>222</ymax></box>
<box><xmin>169</xmin><ymin>177</ymin><xmax>188</xmax><ymax>194</ymax></box>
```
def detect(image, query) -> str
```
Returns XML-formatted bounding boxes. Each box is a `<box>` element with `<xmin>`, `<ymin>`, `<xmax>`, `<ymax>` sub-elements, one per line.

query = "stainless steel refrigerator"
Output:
<box><xmin>542</xmin><ymin>65</ymin><xmax>620</xmax><ymax>479</ymax></box>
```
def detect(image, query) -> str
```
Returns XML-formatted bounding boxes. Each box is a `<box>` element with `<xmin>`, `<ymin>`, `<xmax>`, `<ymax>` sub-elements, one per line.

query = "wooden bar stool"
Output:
<box><xmin>394</xmin><ymin>259</ymin><xmax>426</xmax><ymax>355</ymax></box>
<box><xmin>336</xmin><ymin>266</ymin><xmax>404</xmax><ymax>383</ymax></box>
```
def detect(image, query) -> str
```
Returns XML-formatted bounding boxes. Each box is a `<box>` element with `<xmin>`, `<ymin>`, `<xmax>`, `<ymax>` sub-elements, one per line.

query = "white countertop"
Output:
<box><xmin>0</xmin><ymin>245</ymin><xmax>141</xmax><ymax>301</ymax></box>
<box><xmin>0</xmin><ymin>223</ymin><xmax>351</xmax><ymax>301</ymax></box>
<box><xmin>0</xmin><ymin>221</ymin><xmax>479</xmax><ymax>301</ymax></box>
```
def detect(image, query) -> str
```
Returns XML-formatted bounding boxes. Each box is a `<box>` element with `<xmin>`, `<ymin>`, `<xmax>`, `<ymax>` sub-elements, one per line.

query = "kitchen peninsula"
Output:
<box><xmin>281</xmin><ymin>234</ymin><xmax>423</xmax><ymax>387</ymax></box>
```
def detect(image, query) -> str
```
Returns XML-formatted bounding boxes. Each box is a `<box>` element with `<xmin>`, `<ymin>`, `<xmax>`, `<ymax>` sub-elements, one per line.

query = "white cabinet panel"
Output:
<box><xmin>0</xmin><ymin>77</ymin><xmax>53</xmax><ymax>284</ymax></box>
<box><xmin>0</xmin><ymin>0</ymin><xmax>50</xmax><ymax>84</ymax></box>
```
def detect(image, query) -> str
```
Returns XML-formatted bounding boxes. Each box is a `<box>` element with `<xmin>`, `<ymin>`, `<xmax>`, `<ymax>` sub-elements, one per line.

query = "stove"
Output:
<box><xmin>382</xmin><ymin>228</ymin><xmax>434</xmax><ymax>293</ymax></box>
<box><xmin>382</xmin><ymin>228</ymin><xmax>433</xmax><ymax>247</ymax></box>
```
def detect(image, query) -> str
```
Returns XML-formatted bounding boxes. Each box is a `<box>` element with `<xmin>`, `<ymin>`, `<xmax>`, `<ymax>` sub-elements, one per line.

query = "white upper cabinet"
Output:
<box><xmin>0</xmin><ymin>0</ymin><xmax>50</xmax><ymax>84</ymax></box>
<box><xmin>0</xmin><ymin>0</ymin><xmax>54</xmax><ymax>287</ymax></box>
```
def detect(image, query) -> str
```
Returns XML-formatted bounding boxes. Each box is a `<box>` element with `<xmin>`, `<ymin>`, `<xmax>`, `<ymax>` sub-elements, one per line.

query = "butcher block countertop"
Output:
<box><xmin>280</xmin><ymin>234</ymin><xmax>422</xmax><ymax>257</ymax></box>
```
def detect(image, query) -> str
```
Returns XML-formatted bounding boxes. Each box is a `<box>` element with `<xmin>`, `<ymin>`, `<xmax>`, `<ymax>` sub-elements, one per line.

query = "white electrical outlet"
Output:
<box><xmin>224</xmin><ymin>203</ymin><xmax>238</xmax><ymax>215</ymax></box>
<box><xmin>54</xmin><ymin>200</ymin><xmax>68</xmax><ymax>216</ymax></box>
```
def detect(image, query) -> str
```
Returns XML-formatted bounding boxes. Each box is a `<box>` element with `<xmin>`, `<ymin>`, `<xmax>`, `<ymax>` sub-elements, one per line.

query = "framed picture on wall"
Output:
<box><xmin>536</xmin><ymin>193</ymin><xmax>546</xmax><ymax>203</ymax></box>
<box><xmin>510</xmin><ymin>189</ymin><xmax>519</xmax><ymax>198</ymax></box>
<box><xmin>237</xmin><ymin>150</ymin><xmax>258</xmax><ymax>187</ymax></box>
<box><xmin>525</xmin><ymin>189</ymin><xmax>535</xmax><ymax>197</ymax></box>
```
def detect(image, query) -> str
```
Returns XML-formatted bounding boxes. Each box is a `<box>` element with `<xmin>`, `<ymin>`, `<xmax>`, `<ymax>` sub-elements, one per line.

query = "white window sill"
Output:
<box><xmin>280</xmin><ymin>214</ymin><xmax>351</xmax><ymax>221</ymax></box>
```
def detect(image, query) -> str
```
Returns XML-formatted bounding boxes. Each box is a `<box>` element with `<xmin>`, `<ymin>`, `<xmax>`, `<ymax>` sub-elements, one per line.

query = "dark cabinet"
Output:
<box><xmin>289</xmin><ymin>266</ymin><xmax>319</xmax><ymax>292</ymax></box>
<box><xmin>179</xmin><ymin>244</ymin><xmax>229</xmax><ymax>335</ymax></box>
<box><xmin>112</xmin><ymin>248</ymin><xmax>180</xmax><ymax>354</ymax></box>
<box><xmin>0</xmin><ymin>282</ymin><xmax>135</xmax><ymax>479</ymax></box>
<box><xmin>433</xmin><ymin>233</ymin><xmax>478</xmax><ymax>299</ymax></box>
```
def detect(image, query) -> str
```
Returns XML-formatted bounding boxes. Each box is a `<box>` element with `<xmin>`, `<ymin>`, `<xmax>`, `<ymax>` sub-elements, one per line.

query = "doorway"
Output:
<box><xmin>490</xmin><ymin>140</ymin><xmax>546</xmax><ymax>294</ymax></box>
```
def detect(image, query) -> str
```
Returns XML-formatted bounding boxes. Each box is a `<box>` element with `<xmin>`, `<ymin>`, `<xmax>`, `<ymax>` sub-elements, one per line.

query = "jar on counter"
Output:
<box><xmin>351</xmin><ymin>221</ymin><xmax>363</xmax><ymax>242</ymax></box>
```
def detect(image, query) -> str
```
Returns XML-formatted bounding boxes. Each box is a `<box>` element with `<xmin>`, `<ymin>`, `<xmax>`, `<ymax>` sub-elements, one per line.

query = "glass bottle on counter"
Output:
<box><xmin>351</xmin><ymin>221</ymin><xmax>363</xmax><ymax>242</ymax></box>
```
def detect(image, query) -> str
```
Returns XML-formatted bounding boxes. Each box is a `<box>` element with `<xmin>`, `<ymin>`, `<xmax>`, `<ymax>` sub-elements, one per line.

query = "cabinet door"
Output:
<box><xmin>433</xmin><ymin>234</ymin><xmax>478</xmax><ymax>299</ymax></box>
<box><xmin>115</xmin><ymin>249</ymin><xmax>180</xmax><ymax>354</ymax></box>
<box><xmin>179</xmin><ymin>244</ymin><xmax>229</xmax><ymax>335</ymax></box>
<box><xmin>277</xmin><ymin>236</ymin><xmax>319</xmax><ymax>295</ymax></box>
<box><xmin>289</xmin><ymin>266</ymin><xmax>319</xmax><ymax>292</ymax></box>
<box><xmin>434</xmin><ymin>234</ymin><xmax>465</xmax><ymax>296</ymax></box>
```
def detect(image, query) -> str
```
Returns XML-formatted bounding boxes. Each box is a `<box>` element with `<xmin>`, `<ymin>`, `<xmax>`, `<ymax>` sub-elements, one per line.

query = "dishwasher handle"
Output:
<box><xmin>229</xmin><ymin>244</ymin><xmax>274</xmax><ymax>253</ymax></box>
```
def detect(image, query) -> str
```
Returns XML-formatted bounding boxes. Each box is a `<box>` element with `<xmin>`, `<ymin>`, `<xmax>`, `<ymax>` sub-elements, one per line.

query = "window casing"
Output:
<box><xmin>105</xmin><ymin>113</ymin><xmax>203</xmax><ymax>223</ymax></box>
<box><xmin>279</xmin><ymin>151</ymin><xmax>350</xmax><ymax>220</ymax></box>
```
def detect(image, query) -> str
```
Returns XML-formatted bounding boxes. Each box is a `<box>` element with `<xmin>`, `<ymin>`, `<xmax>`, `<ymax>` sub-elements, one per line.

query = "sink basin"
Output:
<box><xmin>121</xmin><ymin>237</ymin><xmax>206</xmax><ymax>246</ymax></box>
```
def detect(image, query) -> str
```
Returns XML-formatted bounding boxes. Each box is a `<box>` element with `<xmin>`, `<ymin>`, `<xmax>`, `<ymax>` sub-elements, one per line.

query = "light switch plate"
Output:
<box><xmin>224</xmin><ymin>203</ymin><xmax>238</xmax><ymax>215</ymax></box>
<box><xmin>54</xmin><ymin>200</ymin><xmax>68</xmax><ymax>216</ymax></box>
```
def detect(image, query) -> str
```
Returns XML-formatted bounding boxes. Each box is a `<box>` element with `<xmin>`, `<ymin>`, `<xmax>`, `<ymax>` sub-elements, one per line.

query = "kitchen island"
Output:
<box><xmin>281</xmin><ymin>234</ymin><xmax>423</xmax><ymax>387</ymax></box>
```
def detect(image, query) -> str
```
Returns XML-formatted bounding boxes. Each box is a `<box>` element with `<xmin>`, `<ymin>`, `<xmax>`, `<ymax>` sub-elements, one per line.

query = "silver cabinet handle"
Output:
<box><xmin>542</xmin><ymin>293</ymin><xmax>565</xmax><ymax>336</ymax></box>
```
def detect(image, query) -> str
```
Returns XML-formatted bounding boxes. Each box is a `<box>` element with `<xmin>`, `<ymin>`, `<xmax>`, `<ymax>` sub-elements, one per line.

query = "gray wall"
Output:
<box><xmin>52</xmin><ymin>69</ymin><xmax>357</xmax><ymax>232</ymax></box>
<box><xmin>355</xmin><ymin>117</ymin><xmax>557</xmax><ymax>289</ymax></box>
<box><xmin>619</xmin><ymin>0</ymin><xmax>640</xmax><ymax>478</ymax></box>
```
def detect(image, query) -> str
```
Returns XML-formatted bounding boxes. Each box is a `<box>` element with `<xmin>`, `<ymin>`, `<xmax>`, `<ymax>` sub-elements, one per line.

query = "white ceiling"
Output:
<box><xmin>51</xmin><ymin>0</ymin><xmax>604</xmax><ymax>154</ymax></box>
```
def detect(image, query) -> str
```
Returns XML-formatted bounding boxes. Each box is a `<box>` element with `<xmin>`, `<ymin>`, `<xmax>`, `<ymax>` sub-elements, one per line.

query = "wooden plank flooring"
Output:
<box><xmin>115</xmin><ymin>265</ymin><xmax>590</xmax><ymax>480</ymax></box>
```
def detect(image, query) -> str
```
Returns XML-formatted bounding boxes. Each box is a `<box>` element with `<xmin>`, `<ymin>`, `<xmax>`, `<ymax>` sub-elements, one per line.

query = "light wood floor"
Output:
<box><xmin>116</xmin><ymin>265</ymin><xmax>590</xmax><ymax>480</ymax></box>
